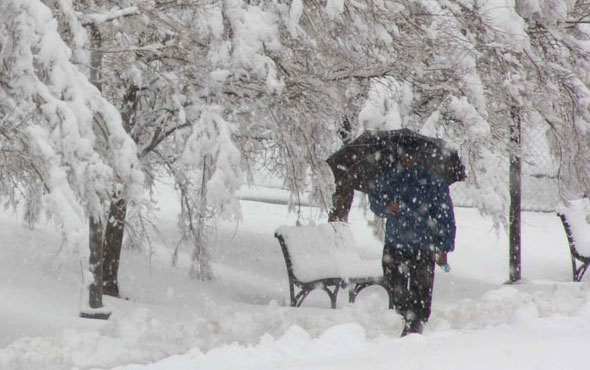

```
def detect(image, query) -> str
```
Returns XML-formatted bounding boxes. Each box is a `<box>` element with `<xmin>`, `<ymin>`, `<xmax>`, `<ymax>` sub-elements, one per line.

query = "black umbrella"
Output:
<box><xmin>326</xmin><ymin>128</ymin><xmax>466</xmax><ymax>193</ymax></box>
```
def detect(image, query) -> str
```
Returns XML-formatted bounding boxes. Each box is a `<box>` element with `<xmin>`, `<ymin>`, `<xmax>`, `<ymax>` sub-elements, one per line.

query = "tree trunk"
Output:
<box><xmin>79</xmin><ymin>23</ymin><xmax>109</xmax><ymax>319</ymax></box>
<box><xmin>102</xmin><ymin>197</ymin><xmax>127</xmax><ymax>297</ymax></box>
<box><xmin>509</xmin><ymin>107</ymin><xmax>522</xmax><ymax>283</ymax></box>
<box><xmin>328</xmin><ymin>182</ymin><xmax>354</xmax><ymax>222</ymax></box>
<box><xmin>328</xmin><ymin>118</ymin><xmax>355</xmax><ymax>222</ymax></box>
<box><xmin>88</xmin><ymin>216</ymin><xmax>104</xmax><ymax>307</ymax></box>
<box><xmin>189</xmin><ymin>155</ymin><xmax>213</xmax><ymax>280</ymax></box>
<box><xmin>81</xmin><ymin>215</ymin><xmax>111</xmax><ymax>320</ymax></box>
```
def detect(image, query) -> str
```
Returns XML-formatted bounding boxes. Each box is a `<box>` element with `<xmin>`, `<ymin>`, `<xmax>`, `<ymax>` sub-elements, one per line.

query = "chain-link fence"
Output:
<box><xmin>521</xmin><ymin>124</ymin><xmax>560</xmax><ymax>212</ymax></box>
<box><xmin>450</xmin><ymin>124</ymin><xmax>560</xmax><ymax>212</ymax></box>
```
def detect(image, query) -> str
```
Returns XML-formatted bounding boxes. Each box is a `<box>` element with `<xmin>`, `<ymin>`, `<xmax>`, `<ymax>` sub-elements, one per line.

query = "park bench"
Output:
<box><xmin>274</xmin><ymin>222</ymin><xmax>393</xmax><ymax>309</ymax></box>
<box><xmin>557</xmin><ymin>198</ymin><xmax>590</xmax><ymax>282</ymax></box>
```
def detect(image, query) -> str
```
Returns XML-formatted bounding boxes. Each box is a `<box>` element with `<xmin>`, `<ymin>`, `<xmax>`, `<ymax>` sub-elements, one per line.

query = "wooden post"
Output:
<box><xmin>509</xmin><ymin>107</ymin><xmax>522</xmax><ymax>283</ymax></box>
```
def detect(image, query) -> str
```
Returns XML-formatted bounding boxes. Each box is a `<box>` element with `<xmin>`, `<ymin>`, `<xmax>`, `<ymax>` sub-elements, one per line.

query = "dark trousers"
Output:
<box><xmin>382</xmin><ymin>246</ymin><xmax>435</xmax><ymax>324</ymax></box>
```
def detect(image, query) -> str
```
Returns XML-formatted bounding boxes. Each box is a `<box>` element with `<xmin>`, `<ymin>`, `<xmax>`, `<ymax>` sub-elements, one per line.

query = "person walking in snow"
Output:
<box><xmin>368</xmin><ymin>147</ymin><xmax>456</xmax><ymax>336</ymax></box>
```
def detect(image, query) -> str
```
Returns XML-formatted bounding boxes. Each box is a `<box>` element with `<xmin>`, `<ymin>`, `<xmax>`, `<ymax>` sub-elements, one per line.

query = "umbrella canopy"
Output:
<box><xmin>327</xmin><ymin>128</ymin><xmax>466</xmax><ymax>193</ymax></box>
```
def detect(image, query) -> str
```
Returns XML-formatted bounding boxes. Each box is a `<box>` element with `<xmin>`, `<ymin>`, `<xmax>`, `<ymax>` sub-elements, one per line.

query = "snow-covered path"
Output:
<box><xmin>95</xmin><ymin>312</ymin><xmax>590</xmax><ymax>370</ymax></box>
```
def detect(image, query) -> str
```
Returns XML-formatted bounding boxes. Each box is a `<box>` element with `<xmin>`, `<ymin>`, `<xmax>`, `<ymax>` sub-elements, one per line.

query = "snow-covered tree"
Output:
<box><xmin>516</xmin><ymin>0</ymin><xmax>590</xmax><ymax>198</ymax></box>
<box><xmin>47</xmin><ymin>0</ymin><xmax>246</xmax><ymax>284</ymax></box>
<box><xmin>0</xmin><ymin>0</ymin><xmax>144</xmax><ymax>316</ymax></box>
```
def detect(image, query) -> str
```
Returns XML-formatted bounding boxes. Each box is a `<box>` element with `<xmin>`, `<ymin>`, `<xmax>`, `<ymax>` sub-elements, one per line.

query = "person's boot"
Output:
<box><xmin>401</xmin><ymin>319</ymin><xmax>424</xmax><ymax>337</ymax></box>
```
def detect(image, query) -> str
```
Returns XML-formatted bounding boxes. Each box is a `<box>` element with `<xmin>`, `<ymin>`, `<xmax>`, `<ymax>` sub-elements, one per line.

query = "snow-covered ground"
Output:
<box><xmin>1</xmin><ymin>184</ymin><xmax>589</xmax><ymax>370</ymax></box>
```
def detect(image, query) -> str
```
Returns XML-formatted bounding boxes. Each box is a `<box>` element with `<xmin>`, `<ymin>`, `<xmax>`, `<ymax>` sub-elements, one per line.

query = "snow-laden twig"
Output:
<box><xmin>80</xmin><ymin>6</ymin><xmax>139</xmax><ymax>26</ymax></box>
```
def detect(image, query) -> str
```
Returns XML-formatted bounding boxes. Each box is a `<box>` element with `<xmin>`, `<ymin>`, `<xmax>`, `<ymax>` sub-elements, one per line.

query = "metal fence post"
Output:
<box><xmin>509</xmin><ymin>107</ymin><xmax>522</xmax><ymax>283</ymax></box>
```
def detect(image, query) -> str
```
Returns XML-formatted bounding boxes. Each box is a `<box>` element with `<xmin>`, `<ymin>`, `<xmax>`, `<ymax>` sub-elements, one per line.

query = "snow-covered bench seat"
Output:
<box><xmin>274</xmin><ymin>222</ymin><xmax>392</xmax><ymax>309</ymax></box>
<box><xmin>557</xmin><ymin>198</ymin><xmax>590</xmax><ymax>282</ymax></box>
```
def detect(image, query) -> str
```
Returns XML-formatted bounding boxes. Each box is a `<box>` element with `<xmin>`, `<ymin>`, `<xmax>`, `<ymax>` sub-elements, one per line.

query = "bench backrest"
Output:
<box><xmin>275</xmin><ymin>222</ymin><xmax>363</xmax><ymax>282</ymax></box>
<box><xmin>557</xmin><ymin>198</ymin><xmax>590</xmax><ymax>259</ymax></box>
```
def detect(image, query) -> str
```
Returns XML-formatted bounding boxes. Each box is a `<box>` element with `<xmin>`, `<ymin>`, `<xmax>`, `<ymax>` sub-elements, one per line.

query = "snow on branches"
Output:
<box><xmin>0</xmin><ymin>0</ymin><xmax>143</xmax><ymax>251</ymax></box>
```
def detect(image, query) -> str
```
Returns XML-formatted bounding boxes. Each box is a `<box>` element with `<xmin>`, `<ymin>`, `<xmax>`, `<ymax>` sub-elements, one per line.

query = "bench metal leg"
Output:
<box><xmin>290</xmin><ymin>281</ymin><xmax>341</xmax><ymax>308</ymax></box>
<box><xmin>289</xmin><ymin>282</ymin><xmax>296</xmax><ymax>307</ymax></box>
<box><xmin>558</xmin><ymin>214</ymin><xmax>589</xmax><ymax>282</ymax></box>
<box><xmin>294</xmin><ymin>288</ymin><xmax>313</xmax><ymax>307</ymax></box>
<box><xmin>349</xmin><ymin>282</ymin><xmax>370</xmax><ymax>304</ymax></box>
<box><xmin>349</xmin><ymin>281</ymin><xmax>394</xmax><ymax>309</ymax></box>
<box><xmin>321</xmin><ymin>284</ymin><xmax>340</xmax><ymax>309</ymax></box>
<box><xmin>572</xmin><ymin>254</ymin><xmax>578</xmax><ymax>282</ymax></box>
<box><xmin>574</xmin><ymin>261</ymin><xmax>590</xmax><ymax>282</ymax></box>
<box><xmin>568</xmin><ymin>244</ymin><xmax>590</xmax><ymax>282</ymax></box>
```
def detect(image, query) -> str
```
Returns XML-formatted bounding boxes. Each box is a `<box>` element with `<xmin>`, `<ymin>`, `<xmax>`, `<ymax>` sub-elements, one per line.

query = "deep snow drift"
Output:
<box><xmin>1</xmin><ymin>185</ymin><xmax>589</xmax><ymax>370</ymax></box>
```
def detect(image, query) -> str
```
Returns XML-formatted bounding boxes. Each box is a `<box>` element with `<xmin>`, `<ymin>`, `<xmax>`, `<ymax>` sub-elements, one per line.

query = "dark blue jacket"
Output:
<box><xmin>368</xmin><ymin>163</ymin><xmax>456</xmax><ymax>253</ymax></box>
